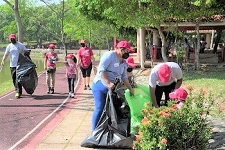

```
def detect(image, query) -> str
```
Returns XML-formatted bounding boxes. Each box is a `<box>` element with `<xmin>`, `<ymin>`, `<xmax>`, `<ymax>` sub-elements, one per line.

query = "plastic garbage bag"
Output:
<box><xmin>16</xmin><ymin>53</ymin><xmax>38</xmax><ymax>95</ymax></box>
<box><xmin>125</xmin><ymin>84</ymin><xmax>152</xmax><ymax>134</ymax></box>
<box><xmin>81</xmin><ymin>83</ymin><xmax>134</xmax><ymax>149</ymax></box>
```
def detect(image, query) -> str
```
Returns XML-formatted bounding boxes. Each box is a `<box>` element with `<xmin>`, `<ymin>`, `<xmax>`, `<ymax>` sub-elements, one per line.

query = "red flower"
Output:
<box><xmin>141</xmin><ymin>117</ymin><xmax>149</xmax><ymax>125</ymax></box>
<box><xmin>201</xmin><ymin>88</ymin><xmax>207</xmax><ymax>95</ymax></box>
<box><xmin>161</xmin><ymin>138</ymin><xmax>167</xmax><ymax>145</ymax></box>
<box><xmin>186</xmin><ymin>85</ymin><xmax>194</xmax><ymax>91</ymax></box>
<box><xmin>135</xmin><ymin>134</ymin><xmax>141</xmax><ymax>142</ymax></box>
<box><xmin>142</xmin><ymin>109</ymin><xmax>148</xmax><ymax>114</ymax></box>
<box><xmin>159</xmin><ymin>111</ymin><xmax>171</xmax><ymax>118</ymax></box>
<box><xmin>138</xmin><ymin>131</ymin><xmax>143</xmax><ymax>135</ymax></box>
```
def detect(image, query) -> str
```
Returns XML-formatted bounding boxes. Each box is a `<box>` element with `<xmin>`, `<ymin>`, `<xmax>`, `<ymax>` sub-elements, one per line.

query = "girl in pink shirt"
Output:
<box><xmin>77</xmin><ymin>39</ymin><xmax>95</xmax><ymax>90</ymax></box>
<box><xmin>64</xmin><ymin>54</ymin><xmax>78</xmax><ymax>98</ymax></box>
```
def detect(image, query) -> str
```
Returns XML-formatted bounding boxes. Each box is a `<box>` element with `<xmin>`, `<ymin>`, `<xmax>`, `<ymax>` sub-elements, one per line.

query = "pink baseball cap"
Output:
<box><xmin>48</xmin><ymin>44</ymin><xmax>55</xmax><ymax>49</ymax></box>
<box><xmin>9</xmin><ymin>34</ymin><xmax>16</xmax><ymax>40</ymax></box>
<box><xmin>66</xmin><ymin>53</ymin><xmax>74</xmax><ymax>59</ymax></box>
<box><xmin>169</xmin><ymin>88</ymin><xmax>188</xmax><ymax>101</ymax></box>
<box><xmin>117</xmin><ymin>40</ymin><xmax>135</xmax><ymax>53</ymax></box>
<box><xmin>126</xmin><ymin>57</ymin><xmax>136</xmax><ymax>67</ymax></box>
<box><xmin>158</xmin><ymin>64</ymin><xmax>171</xmax><ymax>83</ymax></box>
<box><xmin>80</xmin><ymin>39</ymin><xmax>86</xmax><ymax>44</ymax></box>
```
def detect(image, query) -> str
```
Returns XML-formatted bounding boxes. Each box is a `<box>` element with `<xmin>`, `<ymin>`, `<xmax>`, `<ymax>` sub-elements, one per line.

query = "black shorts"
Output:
<box><xmin>80</xmin><ymin>63</ymin><xmax>92</xmax><ymax>78</ymax></box>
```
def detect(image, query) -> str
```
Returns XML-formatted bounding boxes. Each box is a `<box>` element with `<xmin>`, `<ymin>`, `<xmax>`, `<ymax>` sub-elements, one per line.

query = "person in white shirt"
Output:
<box><xmin>149</xmin><ymin>62</ymin><xmax>183</xmax><ymax>107</ymax></box>
<box><xmin>1</xmin><ymin>34</ymin><xmax>28</xmax><ymax>99</ymax></box>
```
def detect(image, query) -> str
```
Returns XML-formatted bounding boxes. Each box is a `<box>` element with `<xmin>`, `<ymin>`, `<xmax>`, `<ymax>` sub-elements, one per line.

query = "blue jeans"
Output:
<box><xmin>91</xmin><ymin>80</ymin><xmax>108</xmax><ymax>131</ymax></box>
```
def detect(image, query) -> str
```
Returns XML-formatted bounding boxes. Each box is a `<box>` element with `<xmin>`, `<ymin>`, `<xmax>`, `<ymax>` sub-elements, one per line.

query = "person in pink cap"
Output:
<box><xmin>126</xmin><ymin>57</ymin><xmax>137</xmax><ymax>88</ymax></box>
<box><xmin>44</xmin><ymin>44</ymin><xmax>58</xmax><ymax>94</ymax></box>
<box><xmin>91</xmin><ymin>40</ymin><xmax>134</xmax><ymax>131</ymax></box>
<box><xmin>64</xmin><ymin>53</ymin><xmax>78</xmax><ymax>98</ymax></box>
<box><xmin>149</xmin><ymin>62</ymin><xmax>183</xmax><ymax>108</ymax></box>
<box><xmin>169</xmin><ymin>88</ymin><xmax>188</xmax><ymax>109</ymax></box>
<box><xmin>77</xmin><ymin>39</ymin><xmax>95</xmax><ymax>90</ymax></box>
<box><xmin>1</xmin><ymin>34</ymin><xmax>28</xmax><ymax>99</ymax></box>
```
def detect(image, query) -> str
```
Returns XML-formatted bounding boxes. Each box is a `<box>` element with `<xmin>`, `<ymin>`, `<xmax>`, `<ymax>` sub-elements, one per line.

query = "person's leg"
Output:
<box><xmin>68</xmin><ymin>78</ymin><xmax>72</xmax><ymax>93</ymax></box>
<box><xmin>71</xmin><ymin>78</ymin><xmax>75</xmax><ymax>93</ymax></box>
<box><xmin>80</xmin><ymin>67</ymin><xmax>87</xmax><ymax>90</ymax></box>
<box><xmin>10</xmin><ymin>67</ymin><xmax>21</xmax><ymax>98</ymax></box>
<box><xmin>91</xmin><ymin>81</ymin><xmax>108</xmax><ymax>131</ymax></box>
<box><xmin>155</xmin><ymin>85</ymin><xmax>164</xmax><ymax>106</ymax></box>
<box><xmin>51</xmin><ymin>71</ymin><xmax>56</xmax><ymax>94</ymax></box>
<box><xmin>10</xmin><ymin>67</ymin><xmax>16</xmax><ymax>89</ymax></box>
<box><xmin>86</xmin><ymin>63</ymin><xmax>92</xmax><ymax>90</ymax></box>
<box><xmin>164</xmin><ymin>82</ymin><xmax>176</xmax><ymax>106</ymax></box>
<box><xmin>70</xmin><ymin>78</ymin><xmax>75</xmax><ymax>98</ymax></box>
<box><xmin>46</xmin><ymin>72</ymin><xmax>51</xmax><ymax>93</ymax></box>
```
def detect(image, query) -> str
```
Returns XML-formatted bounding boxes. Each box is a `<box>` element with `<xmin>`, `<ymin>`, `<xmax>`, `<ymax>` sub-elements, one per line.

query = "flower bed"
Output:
<box><xmin>133</xmin><ymin>88</ymin><xmax>213</xmax><ymax>150</ymax></box>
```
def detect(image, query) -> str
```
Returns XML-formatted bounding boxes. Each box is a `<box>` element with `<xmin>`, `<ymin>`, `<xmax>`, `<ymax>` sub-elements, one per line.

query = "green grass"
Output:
<box><xmin>0</xmin><ymin>80</ymin><xmax>14</xmax><ymax>95</ymax></box>
<box><xmin>183</xmin><ymin>71</ymin><xmax>225</xmax><ymax>118</ymax></box>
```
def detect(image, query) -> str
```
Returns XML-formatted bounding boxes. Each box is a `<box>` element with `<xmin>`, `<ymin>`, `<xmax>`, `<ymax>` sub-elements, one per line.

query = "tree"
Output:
<box><xmin>77</xmin><ymin>0</ymin><xmax>218</xmax><ymax>70</ymax></box>
<box><xmin>3</xmin><ymin>0</ymin><xmax>23</xmax><ymax>42</ymax></box>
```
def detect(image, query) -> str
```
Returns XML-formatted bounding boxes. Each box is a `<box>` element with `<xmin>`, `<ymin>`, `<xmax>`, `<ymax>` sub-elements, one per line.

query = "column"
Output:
<box><xmin>206</xmin><ymin>33</ymin><xmax>211</xmax><ymax>49</ymax></box>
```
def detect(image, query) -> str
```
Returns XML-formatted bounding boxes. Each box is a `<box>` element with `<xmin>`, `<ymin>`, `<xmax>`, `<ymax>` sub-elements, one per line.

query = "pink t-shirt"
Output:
<box><xmin>45</xmin><ymin>52</ymin><xmax>58</xmax><ymax>68</ymax></box>
<box><xmin>65</xmin><ymin>62</ymin><xmax>77</xmax><ymax>78</ymax></box>
<box><xmin>78</xmin><ymin>47</ymin><xmax>93</xmax><ymax>69</ymax></box>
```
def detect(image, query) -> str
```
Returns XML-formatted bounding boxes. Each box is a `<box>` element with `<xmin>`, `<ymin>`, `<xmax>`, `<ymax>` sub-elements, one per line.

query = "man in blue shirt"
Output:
<box><xmin>1</xmin><ymin>34</ymin><xmax>28</xmax><ymax>99</ymax></box>
<box><xmin>91</xmin><ymin>40</ymin><xmax>134</xmax><ymax>131</ymax></box>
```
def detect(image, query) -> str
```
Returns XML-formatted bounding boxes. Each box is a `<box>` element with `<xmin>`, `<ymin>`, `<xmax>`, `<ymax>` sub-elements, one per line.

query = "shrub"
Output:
<box><xmin>133</xmin><ymin>88</ymin><xmax>213</xmax><ymax>150</ymax></box>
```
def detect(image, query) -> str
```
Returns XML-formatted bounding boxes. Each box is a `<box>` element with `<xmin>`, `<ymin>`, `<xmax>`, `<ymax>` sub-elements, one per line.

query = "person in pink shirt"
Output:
<box><xmin>77</xmin><ymin>39</ymin><xmax>95</xmax><ymax>90</ymax></box>
<box><xmin>64</xmin><ymin>54</ymin><xmax>78</xmax><ymax>98</ymax></box>
<box><xmin>44</xmin><ymin>44</ymin><xmax>58</xmax><ymax>94</ymax></box>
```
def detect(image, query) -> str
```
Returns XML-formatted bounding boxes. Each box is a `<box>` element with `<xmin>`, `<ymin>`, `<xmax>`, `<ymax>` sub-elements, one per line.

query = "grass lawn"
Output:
<box><xmin>182</xmin><ymin>71</ymin><xmax>225</xmax><ymax>118</ymax></box>
<box><xmin>0</xmin><ymin>81</ymin><xmax>14</xmax><ymax>95</ymax></box>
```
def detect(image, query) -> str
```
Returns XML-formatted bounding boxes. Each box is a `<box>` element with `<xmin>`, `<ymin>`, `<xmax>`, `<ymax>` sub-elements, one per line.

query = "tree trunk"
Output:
<box><xmin>4</xmin><ymin>0</ymin><xmax>23</xmax><ymax>42</ymax></box>
<box><xmin>213</xmin><ymin>29</ymin><xmax>222</xmax><ymax>53</ymax></box>
<box><xmin>14</xmin><ymin>0</ymin><xmax>23</xmax><ymax>42</ymax></box>
<box><xmin>61</xmin><ymin>0</ymin><xmax>67</xmax><ymax>55</ymax></box>
<box><xmin>158</xmin><ymin>27</ymin><xmax>168</xmax><ymax>62</ymax></box>
<box><xmin>195</xmin><ymin>22</ymin><xmax>200</xmax><ymax>70</ymax></box>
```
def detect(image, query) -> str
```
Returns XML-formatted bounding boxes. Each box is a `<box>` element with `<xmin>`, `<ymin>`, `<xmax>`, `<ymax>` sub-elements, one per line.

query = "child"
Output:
<box><xmin>44</xmin><ymin>44</ymin><xmax>58</xmax><ymax>94</ymax></box>
<box><xmin>126</xmin><ymin>57</ymin><xmax>137</xmax><ymax>88</ymax></box>
<box><xmin>169</xmin><ymin>88</ymin><xmax>188</xmax><ymax>109</ymax></box>
<box><xmin>64</xmin><ymin>54</ymin><xmax>78</xmax><ymax>98</ymax></box>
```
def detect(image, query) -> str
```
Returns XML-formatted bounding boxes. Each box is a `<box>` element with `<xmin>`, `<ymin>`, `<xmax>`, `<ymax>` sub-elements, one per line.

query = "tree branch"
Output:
<box><xmin>40</xmin><ymin>0</ymin><xmax>61</xmax><ymax>17</ymax></box>
<box><xmin>36</xmin><ymin>20</ymin><xmax>62</xmax><ymax>43</ymax></box>
<box><xmin>3</xmin><ymin>0</ymin><xmax>14</xmax><ymax>10</ymax></box>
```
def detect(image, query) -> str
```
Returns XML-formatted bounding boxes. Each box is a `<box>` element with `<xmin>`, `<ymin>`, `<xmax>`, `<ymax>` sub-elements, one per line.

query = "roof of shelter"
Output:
<box><xmin>158</xmin><ymin>15</ymin><xmax>225</xmax><ymax>31</ymax></box>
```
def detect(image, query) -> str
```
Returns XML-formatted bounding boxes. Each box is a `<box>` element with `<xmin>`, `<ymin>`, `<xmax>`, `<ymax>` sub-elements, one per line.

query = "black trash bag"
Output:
<box><xmin>16</xmin><ymin>53</ymin><xmax>38</xmax><ymax>95</ymax></box>
<box><xmin>81</xmin><ymin>84</ymin><xmax>134</xmax><ymax>149</ymax></box>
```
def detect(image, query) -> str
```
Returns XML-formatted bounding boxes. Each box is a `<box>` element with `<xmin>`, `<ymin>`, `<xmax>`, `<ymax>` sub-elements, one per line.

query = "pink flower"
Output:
<box><xmin>161</xmin><ymin>138</ymin><xmax>167</xmax><ymax>145</ymax></box>
<box><xmin>141</xmin><ymin>117</ymin><xmax>149</xmax><ymax>125</ymax></box>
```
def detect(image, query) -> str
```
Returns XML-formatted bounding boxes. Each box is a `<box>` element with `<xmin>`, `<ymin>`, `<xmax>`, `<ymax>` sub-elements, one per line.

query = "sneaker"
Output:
<box><xmin>47</xmin><ymin>87</ymin><xmax>51</xmax><ymax>94</ymax></box>
<box><xmin>15</xmin><ymin>93</ymin><xmax>21</xmax><ymax>99</ymax></box>
<box><xmin>87</xmin><ymin>85</ymin><xmax>92</xmax><ymax>90</ymax></box>
<box><xmin>51</xmin><ymin>87</ymin><xmax>54</xmax><ymax>94</ymax></box>
<box><xmin>84</xmin><ymin>85</ymin><xmax>87</xmax><ymax>90</ymax></box>
<box><xmin>70</xmin><ymin>93</ymin><xmax>74</xmax><ymax>98</ymax></box>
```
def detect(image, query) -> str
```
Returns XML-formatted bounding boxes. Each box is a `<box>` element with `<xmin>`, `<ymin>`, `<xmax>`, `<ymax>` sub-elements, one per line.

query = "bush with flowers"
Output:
<box><xmin>133</xmin><ymin>88</ymin><xmax>213</xmax><ymax>150</ymax></box>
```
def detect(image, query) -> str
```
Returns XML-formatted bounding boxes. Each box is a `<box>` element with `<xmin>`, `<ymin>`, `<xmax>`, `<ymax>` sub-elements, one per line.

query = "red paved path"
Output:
<box><xmin>0</xmin><ymin>68</ymin><xmax>77</xmax><ymax>150</ymax></box>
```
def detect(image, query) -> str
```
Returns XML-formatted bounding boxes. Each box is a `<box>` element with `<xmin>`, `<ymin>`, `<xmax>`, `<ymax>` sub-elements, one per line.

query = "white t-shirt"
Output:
<box><xmin>5</xmin><ymin>42</ymin><xmax>27</xmax><ymax>67</ymax></box>
<box><xmin>149</xmin><ymin>62</ymin><xmax>183</xmax><ymax>88</ymax></box>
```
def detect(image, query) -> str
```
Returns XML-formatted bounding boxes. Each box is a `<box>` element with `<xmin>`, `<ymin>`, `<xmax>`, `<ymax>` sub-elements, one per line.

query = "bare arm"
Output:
<box><xmin>102</xmin><ymin>72</ymin><xmax>115</xmax><ymax>89</ymax></box>
<box><xmin>44</xmin><ymin>57</ymin><xmax>47</xmax><ymax>69</ymax></box>
<box><xmin>123</xmin><ymin>78</ymin><xmax>134</xmax><ymax>95</ymax></box>
<box><xmin>1</xmin><ymin>54</ymin><xmax>8</xmax><ymax>66</ymax></box>
<box><xmin>149</xmin><ymin>86</ymin><xmax>159</xmax><ymax>108</ymax></box>
<box><xmin>175</xmin><ymin>79</ymin><xmax>183</xmax><ymax>89</ymax></box>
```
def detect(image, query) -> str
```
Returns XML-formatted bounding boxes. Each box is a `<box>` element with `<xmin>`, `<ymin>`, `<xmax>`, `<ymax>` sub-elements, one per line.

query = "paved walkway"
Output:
<box><xmin>31</xmin><ymin>72</ymin><xmax>95</xmax><ymax>150</ymax></box>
